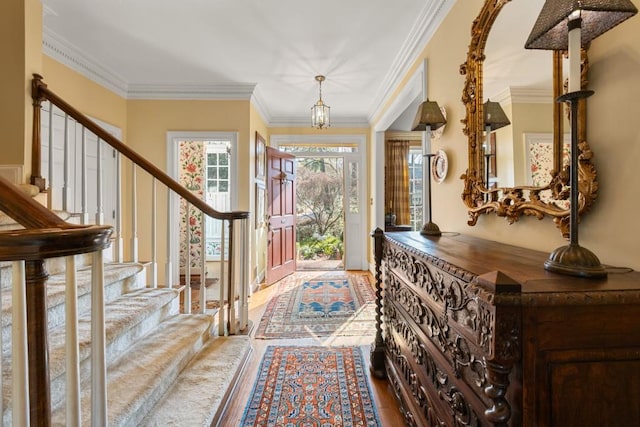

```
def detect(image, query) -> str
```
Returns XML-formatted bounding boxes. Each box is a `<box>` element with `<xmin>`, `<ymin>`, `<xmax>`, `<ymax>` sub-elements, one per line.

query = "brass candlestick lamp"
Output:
<box><xmin>525</xmin><ymin>0</ymin><xmax>637</xmax><ymax>278</ymax></box>
<box><xmin>412</xmin><ymin>99</ymin><xmax>447</xmax><ymax>236</ymax></box>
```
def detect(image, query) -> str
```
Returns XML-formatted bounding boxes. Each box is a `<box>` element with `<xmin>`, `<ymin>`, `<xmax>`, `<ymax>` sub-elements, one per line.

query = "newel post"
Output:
<box><xmin>31</xmin><ymin>74</ymin><xmax>47</xmax><ymax>192</ymax></box>
<box><xmin>370</xmin><ymin>227</ymin><xmax>386</xmax><ymax>378</ymax></box>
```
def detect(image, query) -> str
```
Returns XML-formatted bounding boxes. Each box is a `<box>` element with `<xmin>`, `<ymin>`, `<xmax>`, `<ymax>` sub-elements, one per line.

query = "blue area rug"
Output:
<box><xmin>255</xmin><ymin>273</ymin><xmax>376</xmax><ymax>339</ymax></box>
<box><xmin>240</xmin><ymin>346</ymin><xmax>382</xmax><ymax>426</ymax></box>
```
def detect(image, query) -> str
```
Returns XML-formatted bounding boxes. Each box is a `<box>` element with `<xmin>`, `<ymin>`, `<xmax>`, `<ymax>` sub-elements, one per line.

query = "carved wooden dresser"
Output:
<box><xmin>370</xmin><ymin>230</ymin><xmax>640</xmax><ymax>426</ymax></box>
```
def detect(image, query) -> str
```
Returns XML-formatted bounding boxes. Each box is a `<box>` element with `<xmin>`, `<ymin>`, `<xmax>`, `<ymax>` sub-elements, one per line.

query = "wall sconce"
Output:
<box><xmin>412</xmin><ymin>99</ymin><xmax>447</xmax><ymax>236</ymax></box>
<box><xmin>483</xmin><ymin>100</ymin><xmax>511</xmax><ymax>198</ymax></box>
<box><xmin>526</xmin><ymin>0</ymin><xmax>637</xmax><ymax>278</ymax></box>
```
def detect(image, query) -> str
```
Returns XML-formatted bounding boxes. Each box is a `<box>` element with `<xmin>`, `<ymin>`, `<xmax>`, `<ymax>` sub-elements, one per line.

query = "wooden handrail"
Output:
<box><xmin>31</xmin><ymin>74</ymin><xmax>249</xmax><ymax>222</ymax></box>
<box><xmin>0</xmin><ymin>226</ymin><xmax>113</xmax><ymax>261</ymax></box>
<box><xmin>0</xmin><ymin>175</ymin><xmax>76</xmax><ymax>230</ymax></box>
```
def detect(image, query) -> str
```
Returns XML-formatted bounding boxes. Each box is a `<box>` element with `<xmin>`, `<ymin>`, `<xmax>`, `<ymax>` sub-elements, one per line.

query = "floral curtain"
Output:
<box><xmin>385</xmin><ymin>139</ymin><xmax>410</xmax><ymax>226</ymax></box>
<box><xmin>179</xmin><ymin>141</ymin><xmax>205</xmax><ymax>269</ymax></box>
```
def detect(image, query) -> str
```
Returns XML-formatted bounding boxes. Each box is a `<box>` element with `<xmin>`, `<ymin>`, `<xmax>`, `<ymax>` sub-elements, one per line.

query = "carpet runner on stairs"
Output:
<box><xmin>0</xmin><ymin>254</ymin><xmax>251</xmax><ymax>426</ymax></box>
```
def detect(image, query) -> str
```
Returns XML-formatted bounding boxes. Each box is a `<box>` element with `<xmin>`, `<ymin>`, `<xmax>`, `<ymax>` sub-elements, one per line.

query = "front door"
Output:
<box><xmin>266</xmin><ymin>147</ymin><xmax>296</xmax><ymax>285</ymax></box>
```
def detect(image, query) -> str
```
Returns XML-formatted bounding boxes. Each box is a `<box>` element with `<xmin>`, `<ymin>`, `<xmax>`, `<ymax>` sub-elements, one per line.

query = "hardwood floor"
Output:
<box><xmin>217</xmin><ymin>271</ymin><xmax>406</xmax><ymax>426</ymax></box>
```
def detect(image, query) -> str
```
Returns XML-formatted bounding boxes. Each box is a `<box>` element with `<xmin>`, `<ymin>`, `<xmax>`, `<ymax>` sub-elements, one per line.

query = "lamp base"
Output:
<box><xmin>544</xmin><ymin>244</ymin><xmax>607</xmax><ymax>278</ymax></box>
<box><xmin>420</xmin><ymin>221</ymin><xmax>441</xmax><ymax>236</ymax></box>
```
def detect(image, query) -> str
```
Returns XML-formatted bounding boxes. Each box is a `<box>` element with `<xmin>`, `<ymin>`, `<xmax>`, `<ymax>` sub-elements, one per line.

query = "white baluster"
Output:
<box><xmin>47</xmin><ymin>103</ymin><xmax>54</xmax><ymax>210</ymax></box>
<box><xmin>219</xmin><ymin>221</ymin><xmax>226</xmax><ymax>336</ymax></box>
<box><xmin>151</xmin><ymin>178</ymin><xmax>158</xmax><ymax>288</ymax></box>
<box><xmin>95</xmin><ymin>138</ymin><xmax>104</xmax><ymax>225</ymax></box>
<box><xmin>91</xmin><ymin>250</ymin><xmax>107</xmax><ymax>426</ymax></box>
<box><xmin>199</xmin><ymin>211</ymin><xmax>206</xmax><ymax>313</ymax></box>
<box><xmin>65</xmin><ymin>256</ymin><xmax>81</xmax><ymax>426</ymax></box>
<box><xmin>240</xmin><ymin>217</ymin><xmax>250</xmax><ymax>331</ymax></box>
<box><xmin>81</xmin><ymin>127</ymin><xmax>89</xmax><ymax>225</ymax></box>
<box><xmin>165</xmin><ymin>193</ymin><xmax>173</xmax><ymax>288</ymax></box>
<box><xmin>115</xmin><ymin>153</ymin><xmax>124</xmax><ymax>263</ymax></box>
<box><xmin>184</xmin><ymin>203</ymin><xmax>191</xmax><ymax>314</ymax></box>
<box><xmin>131</xmin><ymin>164</ymin><xmax>138</xmax><ymax>262</ymax></box>
<box><xmin>11</xmin><ymin>260</ymin><xmax>30</xmax><ymax>427</ymax></box>
<box><xmin>228</xmin><ymin>221</ymin><xmax>236</xmax><ymax>335</ymax></box>
<box><xmin>63</xmin><ymin>114</ymin><xmax>70</xmax><ymax>212</ymax></box>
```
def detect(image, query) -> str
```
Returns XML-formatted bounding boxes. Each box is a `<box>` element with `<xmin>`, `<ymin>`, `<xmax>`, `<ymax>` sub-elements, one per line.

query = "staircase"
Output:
<box><xmin>0</xmin><ymin>214</ymin><xmax>251</xmax><ymax>426</ymax></box>
<box><xmin>0</xmin><ymin>74</ymin><xmax>255</xmax><ymax>425</ymax></box>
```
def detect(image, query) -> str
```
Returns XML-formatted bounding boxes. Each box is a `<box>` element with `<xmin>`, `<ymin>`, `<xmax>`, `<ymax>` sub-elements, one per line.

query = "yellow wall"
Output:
<box><xmin>0</xmin><ymin>0</ymin><xmax>42</xmax><ymax>179</ymax></box>
<box><xmin>372</xmin><ymin>0</ymin><xmax>640</xmax><ymax>270</ymax></box>
<box><xmin>42</xmin><ymin>56</ymin><xmax>128</xmax><ymax>131</ymax></box>
<box><xmin>510</xmin><ymin>102</ymin><xmax>554</xmax><ymax>187</ymax></box>
<box><xmin>126</xmin><ymin>99</ymin><xmax>251</xmax><ymax>283</ymax></box>
<box><xmin>585</xmin><ymin>16</ymin><xmax>640</xmax><ymax>271</ymax></box>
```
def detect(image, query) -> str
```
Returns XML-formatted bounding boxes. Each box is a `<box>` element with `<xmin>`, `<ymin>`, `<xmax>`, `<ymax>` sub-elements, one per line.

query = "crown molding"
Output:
<box><xmin>494</xmin><ymin>86</ymin><xmax>554</xmax><ymax>105</ymax></box>
<box><xmin>42</xmin><ymin>27</ymin><xmax>129</xmax><ymax>98</ymax></box>
<box><xmin>367</xmin><ymin>0</ymin><xmax>455</xmax><ymax>124</ymax></box>
<box><xmin>268</xmin><ymin>115</ymin><xmax>370</xmax><ymax>129</ymax></box>
<box><xmin>127</xmin><ymin>83</ymin><xmax>256</xmax><ymax>100</ymax></box>
<box><xmin>250</xmin><ymin>86</ymin><xmax>272</xmax><ymax>124</ymax></box>
<box><xmin>43</xmin><ymin>27</ymin><xmax>257</xmax><ymax>101</ymax></box>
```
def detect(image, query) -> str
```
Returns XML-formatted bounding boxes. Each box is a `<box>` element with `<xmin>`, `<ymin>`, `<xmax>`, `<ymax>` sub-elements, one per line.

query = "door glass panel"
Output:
<box><xmin>349</xmin><ymin>161</ymin><xmax>359</xmax><ymax>214</ymax></box>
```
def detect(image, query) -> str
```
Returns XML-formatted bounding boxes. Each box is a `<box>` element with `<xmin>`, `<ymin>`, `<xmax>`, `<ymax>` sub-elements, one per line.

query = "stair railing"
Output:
<box><xmin>30</xmin><ymin>74</ymin><xmax>250</xmax><ymax>331</ymax></box>
<box><xmin>0</xmin><ymin>175</ymin><xmax>112</xmax><ymax>426</ymax></box>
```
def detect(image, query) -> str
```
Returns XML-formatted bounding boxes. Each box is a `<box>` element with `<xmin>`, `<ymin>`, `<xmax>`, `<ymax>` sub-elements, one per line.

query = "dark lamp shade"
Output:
<box><xmin>525</xmin><ymin>0</ymin><xmax>638</xmax><ymax>50</ymax></box>
<box><xmin>484</xmin><ymin>100</ymin><xmax>511</xmax><ymax>131</ymax></box>
<box><xmin>411</xmin><ymin>100</ymin><xmax>446</xmax><ymax>131</ymax></box>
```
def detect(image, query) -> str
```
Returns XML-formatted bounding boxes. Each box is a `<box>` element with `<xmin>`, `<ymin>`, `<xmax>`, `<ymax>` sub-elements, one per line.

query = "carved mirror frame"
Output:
<box><xmin>460</xmin><ymin>0</ymin><xmax>598</xmax><ymax>237</ymax></box>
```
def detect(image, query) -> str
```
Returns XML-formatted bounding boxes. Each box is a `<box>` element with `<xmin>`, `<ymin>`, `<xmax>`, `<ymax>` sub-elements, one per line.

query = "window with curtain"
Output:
<box><xmin>408</xmin><ymin>147</ymin><xmax>423</xmax><ymax>230</ymax></box>
<box><xmin>384</xmin><ymin>140</ymin><xmax>410</xmax><ymax>226</ymax></box>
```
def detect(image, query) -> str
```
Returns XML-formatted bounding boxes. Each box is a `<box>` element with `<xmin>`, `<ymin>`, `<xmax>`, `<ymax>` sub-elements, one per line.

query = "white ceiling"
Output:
<box><xmin>42</xmin><ymin>0</ymin><xmax>456</xmax><ymax>127</ymax></box>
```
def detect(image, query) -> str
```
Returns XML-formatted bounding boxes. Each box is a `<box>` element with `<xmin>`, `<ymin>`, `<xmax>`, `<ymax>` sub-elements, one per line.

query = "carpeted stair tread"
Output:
<box><xmin>141</xmin><ymin>335</ymin><xmax>251</xmax><ymax>426</ymax></box>
<box><xmin>1</xmin><ymin>262</ymin><xmax>145</xmax><ymax>332</ymax></box>
<box><xmin>51</xmin><ymin>314</ymin><xmax>213</xmax><ymax>426</ymax></box>
<box><xmin>1</xmin><ymin>287</ymin><xmax>180</xmax><ymax>422</ymax></box>
<box><xmin>47</xmin><ymin>287</ymin><xmax>181</xmax><ymax>381</ymax></box>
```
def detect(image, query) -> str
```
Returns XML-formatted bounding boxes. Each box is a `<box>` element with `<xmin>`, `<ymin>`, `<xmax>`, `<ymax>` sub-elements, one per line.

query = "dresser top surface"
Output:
<box><xmin>384</xmin><ymin>232</ymin><xmax>640</xmax><ymax>295</ymax></box>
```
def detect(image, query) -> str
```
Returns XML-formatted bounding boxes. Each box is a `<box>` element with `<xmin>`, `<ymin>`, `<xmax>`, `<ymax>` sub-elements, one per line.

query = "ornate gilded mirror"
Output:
<box><xmin>460</xmin><ymin>0</ymin><xmax>598</xmax><ymax>237</ymax></box>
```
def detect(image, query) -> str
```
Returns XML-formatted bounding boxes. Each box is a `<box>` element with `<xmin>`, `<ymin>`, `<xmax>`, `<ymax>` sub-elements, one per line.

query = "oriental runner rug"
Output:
<box><xmin>254</xmin><ymin>273</ymin><xmax>376</xmax><ymax>339</ymax></box>
<box><xmin>240</xmin><ymin>346</ymin><xmax>382</xmax><ymax>427</ymax></box>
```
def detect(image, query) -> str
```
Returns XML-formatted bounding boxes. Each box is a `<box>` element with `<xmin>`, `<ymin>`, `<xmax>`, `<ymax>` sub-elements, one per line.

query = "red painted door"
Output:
<box><xmin>266</xmin><ymin>147</ymin><xmax>296</xmax><ymax>285</ymax></box>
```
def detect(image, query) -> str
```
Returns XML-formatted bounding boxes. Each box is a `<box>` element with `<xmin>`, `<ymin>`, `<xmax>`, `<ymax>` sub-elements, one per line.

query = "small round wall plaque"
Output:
<box><xmin>432</xmin><ymin>149</ymin><xmax>448</xmax><ymax>183</ymax></box>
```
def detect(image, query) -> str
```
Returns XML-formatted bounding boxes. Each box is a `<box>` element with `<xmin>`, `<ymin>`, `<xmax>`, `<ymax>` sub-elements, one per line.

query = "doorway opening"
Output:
<box><xmin>166</xmin><ymin>131</ymin><xmax>238</xmax><ymax>287</ymax></box>
<box><xmin>296</xmin><ymin>156</ymin><xmax>344</xmax><ymax>271</ymax></box>
<box><xmin>272</xmin><ymin>135</ymin><xmax>366</xmax><ymax>271</ymax></box>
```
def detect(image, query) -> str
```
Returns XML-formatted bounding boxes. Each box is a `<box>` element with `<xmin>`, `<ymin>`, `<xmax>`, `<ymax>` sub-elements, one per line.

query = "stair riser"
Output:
<box><xmin>1</xmin><ymin>273</ymin><xmax>146</xmax><ymax>356</ymax></box>
<box><xmin>0</xmin><ymin>255</ymin><xmax>95</xmax><ymax>290</ymax></box>
<box><xmin>49</xmin><ymin>298</ymin><xmax>180</xmax><ymax>412</ymax></box>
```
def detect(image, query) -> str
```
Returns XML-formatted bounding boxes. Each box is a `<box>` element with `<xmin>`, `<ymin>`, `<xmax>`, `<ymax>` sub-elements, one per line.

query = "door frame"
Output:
<box><xmin>166</xmin><ymin>131</ymin><xmax>239</xmax><ymax>286</ymax></box>
<box><xmin>270</xmin><ymin>134</ymin><xmax>368</xmax><ymax>271</ymax></box>
<box><xmin>374</xmin><ymin>59</ymin><xmax>428</xmax><ymax>233</ymax></box>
